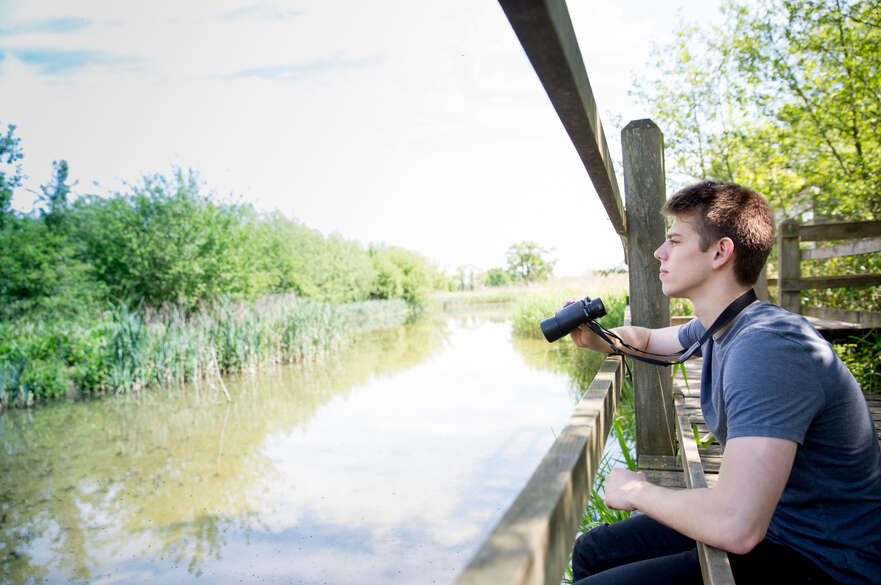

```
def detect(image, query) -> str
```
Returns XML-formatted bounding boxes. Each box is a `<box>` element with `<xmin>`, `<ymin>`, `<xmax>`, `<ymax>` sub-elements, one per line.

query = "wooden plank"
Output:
<box><xmin>778</xmin><ymin>218</ymin><xmax>802</xmax><ymax>313</ymax></box>
<box><xmin>803</xmin><ymin>306</ymin><xmax>881</xmax><ymax>328</ymax></box>
<box><xmin>675</xmin><ymin>410</ymin><xmax>736</xmax><ymax>585</ymax></box>
<box><xmin>622</xmin><ymin>119</ymin><xmax>675</xmax><ymax>461</ymax></box>
<box><xmin>453</xmin><ymin>356</ymin><xmax>623</xmax><ymax>585</ymax></box>
<box><xmin>801</xmin><ymin>236</ymin><xmax>881</xmax><ymax>261</ymax></box>
<box><xmin>497</xmin><ymin>0</ymin><xmax>626</xmax><ymax>239</ymax></box>
<box><xmin>798</xmin><ymin>220</ymin><xmax>881</xmax><ymax>242</ymax></box>
<box><xmin>780</xmin><ymin>273</ymin><xmax>881</xmax><ymax>291</ymax></box>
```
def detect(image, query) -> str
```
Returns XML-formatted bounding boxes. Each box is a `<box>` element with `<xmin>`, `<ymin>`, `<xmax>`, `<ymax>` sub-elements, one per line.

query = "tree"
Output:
<box><xmin>70</xmin><ymin>169</ymin><xmax>267</xmax><ymax>308</ymax></box>
<box><xmin>39</xmin><ymin>160</ymin><xmax>74</xmax><ymax>232</ymax></box>
<box><xmin>506</xmin><ymin>241</ymin><xmax>556</xmax><ymax>283</ymax></box>
<box><xmin>0</xmin><ymin>123</ymin><xmax>24</xmax><ymax>226</ymax></box>
<box><xmin>370</xmin><ymin>246</ymin><xmax>432</xmax><ymax>307</ymax></box>
<box><xmin>634</xmin><ymin>0</ymin><xmax>881</xmax><ymax>219</ymax></box>
<box><xmin>485</xmin><ymin>267</ymin><xmax>511</xmax><ymax>287</ymax></box>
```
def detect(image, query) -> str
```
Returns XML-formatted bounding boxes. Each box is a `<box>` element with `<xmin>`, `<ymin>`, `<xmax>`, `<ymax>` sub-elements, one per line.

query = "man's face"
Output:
<box><xmin>653</xmin><ymin>215</ymin><xmax>716</xmax><ymax>298</ymax></box>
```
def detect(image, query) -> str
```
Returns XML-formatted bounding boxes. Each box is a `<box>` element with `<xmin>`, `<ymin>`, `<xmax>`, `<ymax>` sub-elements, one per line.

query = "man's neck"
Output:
<box><xmin>690</xmin><ymin>282</ymin><xmax>754</xmax><ymax>338</ymax></box>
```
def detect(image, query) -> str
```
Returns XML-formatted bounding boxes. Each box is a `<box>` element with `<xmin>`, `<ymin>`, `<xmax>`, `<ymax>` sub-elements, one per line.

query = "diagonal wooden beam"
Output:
<box><xmin>499</xmin><ymin>0</ymin><xmax>627</xmax><ymax>239</ymax></box>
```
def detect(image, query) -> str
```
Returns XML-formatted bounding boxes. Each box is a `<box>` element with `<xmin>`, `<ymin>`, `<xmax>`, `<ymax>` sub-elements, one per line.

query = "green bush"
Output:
<box><xmin>370</xmin><ymin>246</ymin><xmax>435</xmax><ymax>308</ymax></box>
<box><xmin>70</xmin><ymin>171</ymin><xmax>268</xmax><ymax>308</ymax></box>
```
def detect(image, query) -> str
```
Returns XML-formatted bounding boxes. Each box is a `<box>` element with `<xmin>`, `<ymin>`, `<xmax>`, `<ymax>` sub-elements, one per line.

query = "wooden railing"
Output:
<box><xmin>454</xmin><ymin>1</ymin><xmax>677</xmax><ymax>583</ymax></box>
<box><xmin>770</xmin><ymin>218</ymin><xmax>881</xmax><ymax>328</ymax></box>
<box><xmin>453</xmin><ymin>356</ymin><xmax>624</xmax><ymax>585</ymax></box>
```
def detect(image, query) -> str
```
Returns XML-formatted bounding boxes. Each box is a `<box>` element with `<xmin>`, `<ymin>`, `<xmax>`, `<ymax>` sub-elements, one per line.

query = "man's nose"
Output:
<box><xmin>654</xmin><ymin>243</ymin><xmax>665</xmax><ymax>261</ymax></box>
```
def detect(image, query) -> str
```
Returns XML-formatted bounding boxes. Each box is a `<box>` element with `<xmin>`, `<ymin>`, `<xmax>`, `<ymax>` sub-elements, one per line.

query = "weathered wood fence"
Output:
<box><xmin>770</xmin><ymin>218</ymin><xmax>881</xmax><ymax>335</ymax></box>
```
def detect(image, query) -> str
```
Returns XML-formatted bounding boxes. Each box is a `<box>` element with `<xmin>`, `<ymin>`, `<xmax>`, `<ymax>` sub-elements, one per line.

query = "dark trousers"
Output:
<box><xmin>572</xmin><ymin>514</ymin><xmax>839</xmax><ymax>584</ymax></box>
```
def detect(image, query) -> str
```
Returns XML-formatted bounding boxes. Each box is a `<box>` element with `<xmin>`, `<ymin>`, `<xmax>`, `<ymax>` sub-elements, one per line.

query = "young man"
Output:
<box><xmin>568</xmin><ymin>181</ymin><xmax>881</xmax><ymax>584</ymax></box>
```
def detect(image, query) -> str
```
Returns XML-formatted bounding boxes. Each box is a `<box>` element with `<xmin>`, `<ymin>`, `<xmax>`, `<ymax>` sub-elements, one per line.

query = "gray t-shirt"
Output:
<box><xmin>679</xmin><ymin>302</ymin><xmax>881</xmax><ymax>584</ymax></box>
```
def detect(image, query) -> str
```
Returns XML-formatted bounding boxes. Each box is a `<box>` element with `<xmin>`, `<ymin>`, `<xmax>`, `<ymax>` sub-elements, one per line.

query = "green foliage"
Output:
<box><xmin>0</xmin><ymin>215</ymin><xmax>106</xmax><ymax>320</ymax></box>
<box><xmin>484</xmin><ymin>267</ymin><xmax>511</xmax><ymax>287</ymax></box>
<box><xmin>0</xmin><ymin>295</ymin><xmax>410</xmax><ymax>407</ymax></box>
<box><xmin>370</xmin><ymin>246</ymin><xmax>434</xmax><ymax>307</ymax></box>
<box><xmin>0</xmin><ymin>122</ymin><xmax>24</xmax><ymax>225</ymax></box>
<box><xmin>670</xmin><ymin>297</ymin><xmax>694</xmax><ymax>316</ymax></box>
<box><xmin>452</xmin><ymin>265</ymin><xmax>482</xmax><ymax>291</ymax></box>
<box><xmin>70</xmin><ymin>170</ymin><xmax>268</xmax><ymax>308</ymax></box>
<box><xmin>835</xmin><ymin>331</ymin><xmax>881</xmax><ymax>395</ymax></box>
<box><xmin>635</xmin><ymin>0</ymin><xmax>881</xmax><ymax>220</ymax></box>
<box><xmin>506</xmin><ymin>241</ymin><xmax>556</xmax><ymax>283</ymax></box>
<box><xmin>512</xmin><ymin>289</ymin><xmax>627</xmax><ymax>340</ymax></box>
<box><xmin>0</xmin><ymin>319</ymin><xmax>110</xmax><ymax>406</ymax></box>
<box><xmin>39</xmin><ymin>159</ymin><xmax>72</xmax><ymax>231</ymax></box>
<box><xmin>580</xmin><ymin>378</ymin><xmax>636</xmax><ymax>533</ymax></box>
<box><xmin>511</xmin><ymin>289</ymin><xmax>578</xmax><ymax>339</ymax></box>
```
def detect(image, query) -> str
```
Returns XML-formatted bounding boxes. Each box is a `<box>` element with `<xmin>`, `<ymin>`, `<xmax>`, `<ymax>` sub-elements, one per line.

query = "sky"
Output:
<box><xmin>0</xmin><ymin>0</ymin><xmax>725</xmax><ymax>276</ymax></box>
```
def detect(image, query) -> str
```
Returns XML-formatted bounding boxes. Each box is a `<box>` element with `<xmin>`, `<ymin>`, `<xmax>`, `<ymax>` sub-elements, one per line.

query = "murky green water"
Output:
<box><xmin>0</xmin><ymin>311</ymin><xmax>597</xmax><ymax>585</ymax></box>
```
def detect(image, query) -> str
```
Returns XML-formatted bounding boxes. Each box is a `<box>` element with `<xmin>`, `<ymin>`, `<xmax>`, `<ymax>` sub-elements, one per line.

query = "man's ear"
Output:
<box><xmin>711</xmin><ymin>237</ymin><xmax>735</xmax><ymax>269</ymax></box>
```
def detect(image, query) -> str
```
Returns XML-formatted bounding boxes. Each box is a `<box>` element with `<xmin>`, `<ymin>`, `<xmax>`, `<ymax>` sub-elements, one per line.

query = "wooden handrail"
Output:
<box><xmin>453</xmin><ymin>355</ymin><xmax>624</xmax><ymax>585</ymax></box>
<box><xmin>801</xmin><ymin>236</ymin><xmax>881</xmax><ymax>261</ymax></box>
<box><xmin>675</xmin><ymin>411</ymin><xmax>736</xmax><ymax>585</ymax></box>
<box><xmin>796</xmin><ymin>220</ymin><xmax>881</xmax><ymax>242</ymax></box>
<box><xmin>497</xmin><ymin>0</ymin><xmax>626</xmax><ymax>240</ymax></box>
<box><xmin>776</xmin><ymin>218</ymin><xmax>881</xmax><ymax>315</ymax></box>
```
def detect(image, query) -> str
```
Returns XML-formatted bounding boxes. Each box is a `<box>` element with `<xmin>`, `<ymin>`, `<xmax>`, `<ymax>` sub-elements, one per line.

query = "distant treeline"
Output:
<box><xmin>0</xmin><ymin>168</ymin><xmax>448</xmax><ymax>320</ymax></box>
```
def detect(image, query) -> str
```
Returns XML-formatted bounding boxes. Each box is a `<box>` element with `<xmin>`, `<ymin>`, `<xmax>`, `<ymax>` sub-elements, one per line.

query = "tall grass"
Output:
<box><xmin>0</xmin><ymin>295</ymin><xmax>410</xmax><ymax>408</ymax></box>
<box><xmin>511</xmin><ymin>289</ymin><xmax>627</xmax><ymax>339</ymax></box>
<box><xmin>836</xmin><ymin>331</ymin><xmax>881</xmax><ymax>395</ymax></box>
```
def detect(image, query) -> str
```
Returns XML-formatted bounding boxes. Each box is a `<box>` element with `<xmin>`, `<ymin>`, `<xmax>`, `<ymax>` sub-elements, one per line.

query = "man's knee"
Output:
<box><xmin>572</xmin><ymin>525</ymin><xmax>614</xmax><ymax>580</ymax></box>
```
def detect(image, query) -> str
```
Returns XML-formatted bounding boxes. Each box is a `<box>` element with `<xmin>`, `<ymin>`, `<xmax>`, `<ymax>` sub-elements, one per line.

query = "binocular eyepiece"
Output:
<box><xmin>540</xmin><ymin>296</ymin><xmax>606</xmax><ymax>343</ymax></box>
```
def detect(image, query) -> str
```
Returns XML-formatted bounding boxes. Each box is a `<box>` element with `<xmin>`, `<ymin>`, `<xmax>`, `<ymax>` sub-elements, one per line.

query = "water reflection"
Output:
<box><xmin>1</xmin><ymin>312</ymin><xmax>590</xmax><ymax>585</ymax></box>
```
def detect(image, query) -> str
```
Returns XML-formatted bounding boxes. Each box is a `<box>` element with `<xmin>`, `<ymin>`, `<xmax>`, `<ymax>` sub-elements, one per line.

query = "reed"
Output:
<box><xmin>511</xmin><ymin>289</ymin><xmax>628</xmax><ymax>340</ymax></box>
<box><xmin>0</xmin><ymin>295</ymin><xmax>411</xmax><ymax>408</ymax></box>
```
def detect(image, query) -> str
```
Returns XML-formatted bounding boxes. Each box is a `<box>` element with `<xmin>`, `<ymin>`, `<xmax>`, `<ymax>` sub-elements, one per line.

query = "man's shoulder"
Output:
<box><xmin>728</xmin><ymin>302</ymin><xmax>822</xmax><ymax>345</ymax></box>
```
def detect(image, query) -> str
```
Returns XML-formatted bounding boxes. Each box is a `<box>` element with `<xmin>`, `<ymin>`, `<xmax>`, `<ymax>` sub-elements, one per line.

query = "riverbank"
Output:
<box><xmin>430</xmin><ymin>272</ymin><xmax>629</xmax><ymax>310</ymax></box>
<box><xmin>0</xmin><ymin>273</ymin><xmax>629</xmax><ymax>410</ymax></box>
<box><xmin>0</xmin><ymin>295</ymin><xmax>412</xmax><ymax>409</ymax></box>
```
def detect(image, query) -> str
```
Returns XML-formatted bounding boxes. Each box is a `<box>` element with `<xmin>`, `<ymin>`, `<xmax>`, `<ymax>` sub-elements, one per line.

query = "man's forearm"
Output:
<box><xmin>606</xmin><ymin>437</ymin><xmax>796</xmax><ymax>555</ymax></box>
<box><xmin>621</xmin><ymin>478</ymin><xmax>759</xmax><ymax>554</ymax></box>
<box><xmin>577</xmin><ymin>325</ymin><xmax>651</xmax><ymax>354</ymax></box>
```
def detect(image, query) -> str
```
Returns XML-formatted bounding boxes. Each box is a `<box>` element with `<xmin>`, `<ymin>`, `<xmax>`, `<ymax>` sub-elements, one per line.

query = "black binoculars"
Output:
<box><xmin>540</xmin><ymin>296</ymin><xmax>606</xmax><ymax>343</ymax></box>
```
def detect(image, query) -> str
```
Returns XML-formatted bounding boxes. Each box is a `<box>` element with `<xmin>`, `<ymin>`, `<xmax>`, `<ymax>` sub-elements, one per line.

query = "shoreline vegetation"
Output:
<box><xmin>0</xmin><ymin>296</ymin><xmax>412</xmax><ymax>409</ymax></box>
<box><xmin>0</xmin><ymin>274</ymin><xmax>626</xmax><ymax>410</ymax></box>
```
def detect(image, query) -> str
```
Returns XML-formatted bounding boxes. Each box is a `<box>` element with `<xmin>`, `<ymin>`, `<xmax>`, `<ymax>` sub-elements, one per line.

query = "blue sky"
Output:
<box><xmin>0</xmin><ymin>0</ymin><xmax>724</xmax><ymax>276</ymax></box>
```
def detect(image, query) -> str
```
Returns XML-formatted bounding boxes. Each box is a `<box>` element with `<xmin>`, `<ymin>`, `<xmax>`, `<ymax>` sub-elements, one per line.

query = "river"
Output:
<box><xmin>0</xmin><ymin>309</ymin><xmax>606</xmax><ymax>585</ymax></box>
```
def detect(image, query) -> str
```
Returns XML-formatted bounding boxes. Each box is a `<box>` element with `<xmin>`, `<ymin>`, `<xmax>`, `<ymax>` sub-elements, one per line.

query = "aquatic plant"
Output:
<box><xmin>0</xmin><ymin>295</ymin><xmax>411</xmax><ymax>408</ymax></box>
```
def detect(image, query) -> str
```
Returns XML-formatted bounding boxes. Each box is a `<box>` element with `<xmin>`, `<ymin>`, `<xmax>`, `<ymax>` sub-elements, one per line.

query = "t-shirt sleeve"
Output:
<box><xmin>678</xmin><ymin>317</ymin><xmax>706</xmax><ymax>357</ymax></box>
<box><xmin>722</xmin><ymin>332</ymin><xmax>825</xmax><ymax>444</ymax></box>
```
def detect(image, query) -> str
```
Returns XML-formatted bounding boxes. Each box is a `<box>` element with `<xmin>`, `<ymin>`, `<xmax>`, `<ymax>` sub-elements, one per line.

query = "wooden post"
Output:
<box><xmin>621</xmin><ymin>119</ymin><xmax>675</xmax><ymax>464</ymax></box>
<box><xmin>778</xmin><ymin>218</ymin><xmax>802</xmax><ymax>314</ymax></box>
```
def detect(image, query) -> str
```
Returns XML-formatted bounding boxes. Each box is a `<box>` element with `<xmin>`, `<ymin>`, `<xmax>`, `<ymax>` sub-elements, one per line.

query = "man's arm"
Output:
<box><xmin>570</xmin><ymin>323</ymin><xmax>684</xmax><ymax>358</ymax></box>
<box><xmin>604</xmin><ymin>436</ymin><xmax>797</xmax><ymax>554</ymax></box>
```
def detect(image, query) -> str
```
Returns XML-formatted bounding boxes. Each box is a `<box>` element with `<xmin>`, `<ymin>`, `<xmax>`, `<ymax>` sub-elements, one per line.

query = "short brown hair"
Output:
<box><xmin>662</xmin><ymin>181</ymin><xmax>775</xmax><ymax>286</ymax></box>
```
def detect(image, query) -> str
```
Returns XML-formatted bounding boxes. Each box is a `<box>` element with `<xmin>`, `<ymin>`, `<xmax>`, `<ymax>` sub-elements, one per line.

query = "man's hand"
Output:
<box><xmin>561</xmin><ymin>298</ymin><xmax>603</xmax><ymax>349</ymax></box>
<box><xmin>604</xmin><ymin>468</ymin><xmax>648</xmax><ymax>511</ymax></box>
